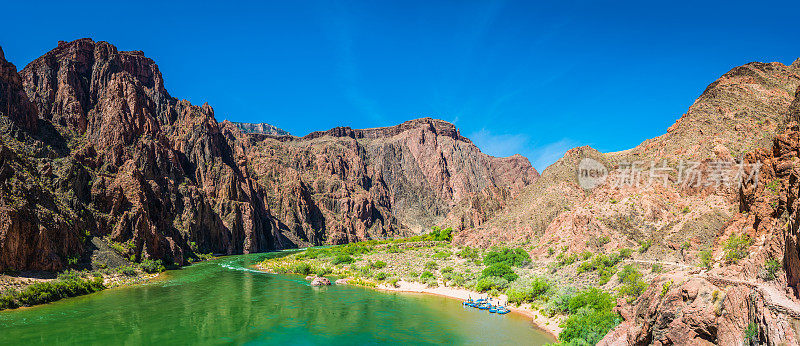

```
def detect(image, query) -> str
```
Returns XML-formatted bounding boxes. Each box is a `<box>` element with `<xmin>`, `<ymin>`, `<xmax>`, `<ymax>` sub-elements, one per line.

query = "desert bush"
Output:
<box><xmin>473</xmin><ymin>276</ymin><xmax>509</xmax><ymax>292</ymax></box>
<box><xmin>699</xmin><ymin>249</ymin><xmax>713</xmax><ymax>269</ymax></box>
<box><xmin>116</xmin><ymin>265</ymin><xmax>138</xmax><ymax>276</ymax></box>
<box><xmin>566</xmin><ymin>287</ymin><xmax>615</xmax><ymax>314</ymax></box>
<box><xmin>724</xmin><ymin>234</ymin><xmax>752</xmax><ymax>263</ymax></box>
<box><xmin>481</xmin><ymin>263</ymin><xmax>518</xmax><ymax>282</ymax></box>
<box><xmin>457</xmin><ymin>246</ymin><xmax>480</xmax><ymax>259</ymax></box>
<box><xmin>420</xmin><ymin>271</ymin><xmax>435</xmax><ymax>279</ymax></box>
<box><xmin>638</xmin><ymin>240</ymin><xmax>652</xmax><ymax>253</ymax></box>
<box><xmin>371</xmin><ymin>260</ymin><xmax>387</xmax><ymax>269</ymax></box>
<box><xmin>441</xmin><ymin>266</ymin><xmax>454</xmax><ymax>274</ymax></box>
<box><xmin>660</xmin><ymin>280</ymin><xmax>673</xmax><ymax>297</ymax></box>
<box><xmin>16</xmin><ymin>277</ymin><xmax>105</xmax><ymax>307</ymax></box>
<box><xmin>483</xmin><ymin>247</ymin><xmax>530</xmax><ymax>267</ymax></box>
<box><xmin>617</xmin><ymin>265</ymin><xmax>647</xmax><ymax>302</ymax></box>
<box><xmin>140</xmin><ymin>259</ymin><xmax>165</xmax><ymax>273</ymax></box>
<box><xmin>433</xmin><ymin>251</ymin><xmax>451</xmax><ymax>260</ymax></box>
<box><xmin>426</xmin><ymin>227</ymin><xmax>454</xmax><ymax>242</ymax></box>
<box><xmin>0</xmin><ymin>292</ymin><xmax>17</xmax><ymax>310</ymax></box>
<box><xmin>761</xmin><ymin>258</ymin><xmax>782</xmax><ymax>281</ymax></box>
<box><xmin>290</xmin><ymin>262</ymin><xmax>312</xmax><ymax>275</ymax></box>
<box><xmin>374</xmin><ymin>272</ymin><xmax>388</xmax><ymax>281</ymax></box>
<box><xmin>424</xmin><ymin>261</ymin><xmax>438</xmax><ymax>270</ymax></box>
<box><xmin>577</xmin><ymin>253</ymin><xmax>621</xmax><ymax>285</ymax></box>
<box><xmin>651</xmin><ymin>263</ymin><xmax>662</xmax><ymax>273</ymax></box>
<box><xmin>506</xmin><ymin>277</ymin><xmax>550</xmax><ymax>306</ymax></box>
<box><xmin>388</xmin><ymin>278</ymin><xmax>400</xmax><ymax>288</ymax></box>
<box><xmin>332</xmin><ymin>254</ymin><xmax>355</xmax><ymax>265</ymax></box>
<box><xmin>559</xmin><ymin>308</ymin><xmax>621</xmax><ymax>345</ymax></box>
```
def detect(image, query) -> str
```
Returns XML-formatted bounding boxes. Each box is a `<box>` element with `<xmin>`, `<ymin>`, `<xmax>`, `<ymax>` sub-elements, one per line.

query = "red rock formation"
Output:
<box><xmin>0</xmin><ymin>38</ymin><xmax>537</xmax><ymax>271</ymax></box>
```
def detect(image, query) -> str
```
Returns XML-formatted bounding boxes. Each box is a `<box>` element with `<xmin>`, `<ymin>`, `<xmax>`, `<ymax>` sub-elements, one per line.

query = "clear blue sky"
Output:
<box><xmin>1</xmin><ymin>0</ymin><xmax>798</xmax><ymax>171</ymax></box>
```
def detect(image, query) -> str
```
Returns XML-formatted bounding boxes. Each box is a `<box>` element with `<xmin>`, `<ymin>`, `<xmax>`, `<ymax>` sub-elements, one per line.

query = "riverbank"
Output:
<box><xmin>373</xmin><ymin>279</ymin><xmax>562</xmax><ymax>339</ymax></box>
<box><xmin>0</xmin><ymin>269</ymin><xmax>162</xmax><ymax>311</ymax></box>
<box><xmin>254</xmin><ymin>261</ymin><xmax>562</xmax><ymax>340</ymax></box>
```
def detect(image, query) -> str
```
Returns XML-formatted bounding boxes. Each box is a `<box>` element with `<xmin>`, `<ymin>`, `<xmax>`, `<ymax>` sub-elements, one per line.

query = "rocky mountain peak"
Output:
<box><xmin>303</xmin><ymin>117</ymin><xmax>468</xmax><ymax>142</ymax></box>
<box><xmin>232</xmin><ymin>122</ymin><xmax>290</xmax><ymax>136</ymax></box>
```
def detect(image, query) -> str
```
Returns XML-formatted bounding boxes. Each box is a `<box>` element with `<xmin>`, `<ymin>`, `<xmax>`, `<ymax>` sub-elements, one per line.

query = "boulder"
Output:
<box><xmin>310</xmin><ymin>277</ymin><xmax>331</xmax><ymax>286</ymax></box>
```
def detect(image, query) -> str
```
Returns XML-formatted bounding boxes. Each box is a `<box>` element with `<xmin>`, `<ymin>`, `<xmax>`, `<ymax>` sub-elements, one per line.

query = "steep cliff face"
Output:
<box><xmin>0</xmin><ymin>39</ymin><xmax>285</xmax><ymax>270</ymax></box>
<box><xmin>0</xmin><ymin>38</ymin><xmax>537</xmax><ymax>271</ymax></box>
<box><xmin>232</xmin><ymin>117</ymin><xmax>539</xmax><ymax>244</ymax></box>
<box><xmin>461</xmin><ymin>59</ymin><xmax>800</xmax><ymax>250</ymax></box>
<box><xmin>601</xmin><ymin>121</ymin><xmax>800</xmax><ymax>345</ymax></box>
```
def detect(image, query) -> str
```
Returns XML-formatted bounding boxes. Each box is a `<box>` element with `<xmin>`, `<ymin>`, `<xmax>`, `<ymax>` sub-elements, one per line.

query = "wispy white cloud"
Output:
<box><xmin>468</xmin><ymin>129</ymin><xmax>530</xmax><ymax>158</ymax></box>
<box><xmin>528</xmin><ymin>138</ymin><xmax>577</xmax><ymax>172</ymax></box>
<box><xmin>468</xmin><ymin>128</ymin><xmax>577</xmax><ymax>171</ymax></box>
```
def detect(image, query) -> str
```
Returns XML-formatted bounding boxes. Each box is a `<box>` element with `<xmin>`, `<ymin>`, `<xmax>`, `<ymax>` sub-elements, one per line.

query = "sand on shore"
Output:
<box><xmin>254</xmin><ymin>263</ymin><xmax>562</xmax><ymax>340</ymax></box>
<box><xmin>373</xmin><ymin>279</ymin><xmax>562</xmax><ymax>340</ymax></box>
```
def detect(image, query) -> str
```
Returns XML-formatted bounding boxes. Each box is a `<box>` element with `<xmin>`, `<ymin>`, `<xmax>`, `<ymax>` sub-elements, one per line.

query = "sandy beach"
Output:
<box><xmin>374</xmin><ymin>279</ymin><xmax>562</xmax><ymax>341</ymax></box>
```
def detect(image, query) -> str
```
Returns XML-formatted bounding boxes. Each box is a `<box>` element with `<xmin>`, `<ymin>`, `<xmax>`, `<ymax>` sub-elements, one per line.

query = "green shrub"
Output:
<box><xmin>474</xmin><ymin>276</ymin><xmax>509</xmax><ymax>292</ymax></box>
<box><xmin>0</xmin><ymin>292</ymin><xmax>17</xmax><ymax>310</ymax></box>
<box><xmin>763</xmin><ymin>258</ymin><xmax>782</xmax><ymax>281</ymax></box>
<box><xmin>371</xmin><ymin>260</ymin><xmax>387</xmax><ymax>269</ymax></box>
<box><xmin>556</xmin><ymin>252</ymin><xmax>579</xmax><ymax>266</ymax></box>
<box><xmin>424</xmin><ymin>261</ymin><xmax>438</xmax><ymax>270</ymax></box>
<box><xmin>332</xmin><ymin>254</ymin><xmax>355</xmax><ymax>265</ymax></box>
<box><xmin>542</xmin><ymin>286</ymin><xmax>576</xmax><ymax>317</ymax></box>
<box><xmin>457</xmin><ymin>246</ymin><xmax>480</xmax><ymax>259</ymax></box>
<box><xmin>426</xmin><ymin>227</ymin><xmax>454</xmax><ymax>242</ymax></box>
<box><xmin>651</xmin><ymin>263</ymin><xmax>663</xmax><ymax>273</ymax></box>
<box><xmin>388</xmin><ymin>278</ymin><xmax>400</xmax><ymax>288</ymax></box>
<box><xmin>559</xmin><ymin>308</ymin><xmax>621</xmax><ymax>345</ymax></box>
<box><xmin>481</xmin><ymin>263</ymin><xmax>518</xmax><ymax>282</ymax></box>
<box><xmin>566</xmin><ymin>287</ymin><xmax>615</xmax><ymax>314</ymax></box>
<box><xmin>433</xmin><ymin>251</ymin><xmax>451</xmax><ymax>260</ymax></box>
<box><xmin>140</xmin><ymin>259</ymin><xmax>166</xmax><ymax>274</ymax></box>
<box><xmin>420</xmin><ymin>271</ymin><xmax>435</xmax><ymax>279</ymax></box>
<box><xmin>744</xmin><ymin>322</ymin><xmax>758</xmax><ymax>343</ymax></box>
<box><xmin>577</xmin><ymin>253</ymin><xmax>622</xmax><ymax>285</ymax></box>
<box><xmin>724</xmin><ymin>234</ymin><xmax>752</xmax><ymax>263</ymax></box>
<box><xmin>16</xmin><ymin>277</ymin><xmax>105</xmax><ymax>307</ymax></box>
<box><xmin>374</xmin><ymin>272</ymin><xmax>388</xmax><ymax>281</ymax></box>
<box><xmin>116</xmin><ymin>265</ymin><xmax>138</xmax><ymax>276</ymax></box>
<box><xmin>483</xmin><ymin>247</ymin><xmax>530</xmax><ymax>267</ymax></box>
<box><xmin>617</xmin><ymin>265</ymin><xmax>647</xmax><ymax>302</ymax></box>
<box><xmin>660</xmin><ymin>280</ymin><xmax>673</xmax><ymax>297</ymax></box>
<box><xmin>441</xmin><ymin>266</ymin><xmax>454</xmax><ymax>274</ymax></box>
<box><xmin>449</xmin><ymin>273</ymin><xmax>466</xmax><ymax>287</ymax></box>
<box><xmin>506</xmin><ymin>277</ymin><xmax>550</xmax><ymax>306</ymax></box>
<box><xmin>699</xmin><ymin>249</ymin><xmax>713</xmax><ymax>269</ymax></box>
<box><xmin>290</xmin><ymin>262</ymin><xmax>312</xmax><ymax>275</ymax></box>
<box><xmin>314</xmin><ymin>266</ymin><xmax>332</xmax><ymax>277</ymax></box>
<box><xmin>638</xmin><ymin>240</ymin><xmax>652</xmax><ymax>253</ymax></box>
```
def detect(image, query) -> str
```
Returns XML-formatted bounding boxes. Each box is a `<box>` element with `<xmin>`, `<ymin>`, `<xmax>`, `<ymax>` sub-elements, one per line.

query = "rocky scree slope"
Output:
<box><xmin>0</xmin><ymin>38</ymin><xmax>537</xmax><ymax>271</ymax></box>
<box><xmin>602</xmin><ymin>114</ymin><xmax>800</xmax><ymax>345</ymax></box>
<box><xmin>458</xmin><ymin>59</ymin><xmax>800</xmax><ymax>255</ymax></box>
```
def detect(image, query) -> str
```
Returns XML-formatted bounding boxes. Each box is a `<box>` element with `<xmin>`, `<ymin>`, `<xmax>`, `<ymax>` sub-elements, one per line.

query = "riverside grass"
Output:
<box><xmin>0</xmin><ymin>274</ymin><xmax>105</xmax><ymax>310</ymax></box>
<box><xmin>258</xmin><ymin>230</ymin><xmax>627</xmax><ymax>345</ymax></box>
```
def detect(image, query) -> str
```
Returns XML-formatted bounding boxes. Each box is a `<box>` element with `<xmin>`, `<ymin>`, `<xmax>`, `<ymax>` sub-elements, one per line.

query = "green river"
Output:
<box><xmin>0</xmin><ymin>252</ymin><xmax>553</xmax><ymax>345</ymax></box>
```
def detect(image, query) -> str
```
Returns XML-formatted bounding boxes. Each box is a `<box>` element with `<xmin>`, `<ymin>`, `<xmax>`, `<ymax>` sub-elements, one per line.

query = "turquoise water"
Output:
<box><xmin>0</xmin><ymin>253</ymin><xmax>553</xmax><ymax>345</ymax></box>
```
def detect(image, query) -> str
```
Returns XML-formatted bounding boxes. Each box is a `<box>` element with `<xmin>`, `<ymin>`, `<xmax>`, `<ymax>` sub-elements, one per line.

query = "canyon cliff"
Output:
<box><xmin>0</xmin><ymin>38</ymin><xmax>537</xmax><ymax>271</ymax></box>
